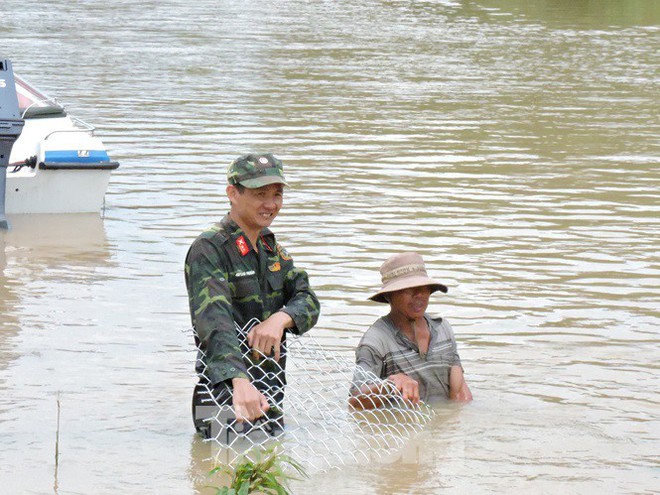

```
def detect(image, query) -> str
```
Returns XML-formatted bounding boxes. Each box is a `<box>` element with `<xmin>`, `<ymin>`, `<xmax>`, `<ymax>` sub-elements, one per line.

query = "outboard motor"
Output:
<box><xmin>0</xmin><ymin>59</ymin><xmax>25</xmax><ymax>229</ymax></box>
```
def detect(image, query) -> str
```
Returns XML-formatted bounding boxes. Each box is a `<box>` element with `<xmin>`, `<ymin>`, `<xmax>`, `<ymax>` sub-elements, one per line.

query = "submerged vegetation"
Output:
<box><xmin>207</xmin><ymin>445</ymin><xmax>307</xmax><ymax>495</ymax></box>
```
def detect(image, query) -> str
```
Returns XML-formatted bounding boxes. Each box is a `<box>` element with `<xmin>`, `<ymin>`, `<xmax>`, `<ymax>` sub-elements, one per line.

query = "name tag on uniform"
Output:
<box><xmin>235</xmin><ymin>270</ymin><xmax>255</xmax><ymax>277</ymax></box>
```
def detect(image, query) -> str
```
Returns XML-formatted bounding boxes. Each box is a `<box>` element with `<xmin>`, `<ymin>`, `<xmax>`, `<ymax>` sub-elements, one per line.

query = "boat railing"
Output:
<box><xmin>20</xmin><ymin>97</ymin><xmax>62</xmax><ymax>119</ymax></box>
<box><xmin>44</xmin><ymin>116</ymin><xmax>97</xmax><ymax>141</ymax></box>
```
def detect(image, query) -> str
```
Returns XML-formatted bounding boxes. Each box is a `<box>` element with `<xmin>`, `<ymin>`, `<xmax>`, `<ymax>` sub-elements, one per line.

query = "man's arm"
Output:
<box><xmin>348</xmin><ymin>381</ymin><xmax>389</xmax><ymax>409</ymax></box>
<box><xmin>186</xmin><ymin>238</ymin><xmax>249</xmax><ymax>384</ymax></box>
<box><xmin>247</xmin><ymin>244</ymin><xmax>319</xmax><ymax>357</ymax></box>
<box><xmin>438</xmin><ymin>318</ymin><xmax>472</xmax><ymax>402</ymax></box>
<box><xmin>278</xmin><ymin>244</ymin><xmax>321</xmax><ymax>335</ymax></box>
<box><xmin>349</xmin><ymin>341</ymin><xmax>420</xmax><ymax>410</ymax></box>
<box><xmin>186</xmin><ymin>239</ymin><xmax>270</xmax><ymax>421</ymax></box>
<box><xmin>349</xmin><ymin>372</ymin><xmax>421</xmax><ymax>410</ymax></box>
<box><xmin>449</xmin><ymin>365</ymin><xmax>473</xmax><ymax>402</ymax></box>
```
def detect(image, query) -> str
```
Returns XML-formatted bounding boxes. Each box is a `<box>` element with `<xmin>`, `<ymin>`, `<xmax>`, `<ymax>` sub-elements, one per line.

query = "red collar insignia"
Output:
<box><xmin>260</xmin><ymin>235</ymin><xmax>274</xmax><ymax>252</ymax></box>
<box><xmin>236</xmin><ymin>235</ymin><xmax>250</xmax><ymax>256</ymax></box>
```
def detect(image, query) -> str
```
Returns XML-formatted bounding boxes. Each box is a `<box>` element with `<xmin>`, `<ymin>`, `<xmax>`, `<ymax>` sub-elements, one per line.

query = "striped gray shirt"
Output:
<box><xmin>355</xmin><ymin>314</ymin><xmax>462</xmax><ymax>403</ymax></box>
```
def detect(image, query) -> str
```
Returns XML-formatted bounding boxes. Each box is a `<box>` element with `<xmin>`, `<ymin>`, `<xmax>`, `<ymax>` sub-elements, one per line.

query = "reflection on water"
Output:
<box><xmin>0</xmin><ymin>214</ymin><xmax>113</xmax><ymax>368</ymax></box>
<box><xmin>1</xmin><ymin>214</ymin><xmax>110</xmax><ymax>266</ymax></box>
<box><xmin>0</xmin><ymin>214</ymin><xmax>117</xmax><ymax>493</ymax></box>
<box><xmin>1</xmin><ymin>0</ymin><xmax>659</xmax><ymax>493</ymax></box>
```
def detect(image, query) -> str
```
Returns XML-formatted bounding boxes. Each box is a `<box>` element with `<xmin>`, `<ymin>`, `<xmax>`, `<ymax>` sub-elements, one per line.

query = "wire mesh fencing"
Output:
<box><xmin>190</xmin><ymin>319</ymin><xmax>435</xmax><ymax>472</ymax></box>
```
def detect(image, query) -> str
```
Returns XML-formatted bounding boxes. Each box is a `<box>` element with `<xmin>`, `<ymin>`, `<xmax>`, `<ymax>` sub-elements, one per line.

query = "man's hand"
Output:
<box><xmin>453</xmin><ymin>381</ymin><xmax>473</xmax><ymax>402</ymax></box>
<box><xmin>387</xmin><ymin>373</ymin><xmax>420</xmax><ymax>404</ymax></box>
<box><xmin>231</xmin><ymin>377</ymin><xmax>270</xmax><ymax>422</ymax></box>
<box><xmin>247</xmin><ymin>312</ymin><xmax>293</xmax><ymax>361</ymax></box>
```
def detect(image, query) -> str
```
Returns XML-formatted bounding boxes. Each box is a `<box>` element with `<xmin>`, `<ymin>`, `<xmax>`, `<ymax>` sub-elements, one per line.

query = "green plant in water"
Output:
<box><xmin>208</xmin><ymin>444</ymin><xmax>307</xmax><ymax>495</ymax></box>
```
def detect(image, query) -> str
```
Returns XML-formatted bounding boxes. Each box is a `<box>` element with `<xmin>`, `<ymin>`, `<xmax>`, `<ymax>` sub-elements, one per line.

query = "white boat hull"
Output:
<box><xmin>6</xmin><ymin>167</ymin><xmax>113</xmax><ymax>214</ymax></box>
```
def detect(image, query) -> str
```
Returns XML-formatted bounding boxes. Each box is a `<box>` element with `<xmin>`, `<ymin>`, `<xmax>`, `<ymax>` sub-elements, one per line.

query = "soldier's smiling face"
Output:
<box><xmin>228</xmin><ymin>183</ymin><xmax>284</xmax><ymax>233</ymax></box>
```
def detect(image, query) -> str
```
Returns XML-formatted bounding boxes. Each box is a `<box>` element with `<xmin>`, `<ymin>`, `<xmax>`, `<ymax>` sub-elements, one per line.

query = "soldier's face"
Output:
<box><xmin>388</xmin><ymin>286</ymin><xmax>431</xmax><ymax>320</ymax></box>
<box><xmin>228</xmin><ymin>183</ymin><xmax>284</xmax><ymax>231</ymax></box>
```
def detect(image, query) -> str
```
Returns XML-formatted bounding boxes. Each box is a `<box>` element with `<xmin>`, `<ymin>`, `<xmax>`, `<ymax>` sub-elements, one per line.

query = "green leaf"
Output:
<box><xmin>209</xmin><ymin>444</ymin><xmax>307</xmax><ymax>495</ymax></box>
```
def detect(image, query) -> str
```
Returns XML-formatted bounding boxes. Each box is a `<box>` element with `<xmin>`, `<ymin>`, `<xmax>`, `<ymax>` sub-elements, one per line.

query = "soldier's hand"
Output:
<box><xmin>247</xmin><ymin>312</ymin><xmax>292</xmax><ymax>361</ymax></box>
<box><xmin>231</xmin><ymin>377</ymin><xmax>270</xmax><ymax>422</ymax></box>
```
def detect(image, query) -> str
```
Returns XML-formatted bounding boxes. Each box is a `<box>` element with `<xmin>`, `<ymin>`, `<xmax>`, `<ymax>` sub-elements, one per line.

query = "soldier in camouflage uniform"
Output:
<box><xmin>185</xmin><ymin>153</ymin><xmax>320</xmax><ymax>438</ymax></box>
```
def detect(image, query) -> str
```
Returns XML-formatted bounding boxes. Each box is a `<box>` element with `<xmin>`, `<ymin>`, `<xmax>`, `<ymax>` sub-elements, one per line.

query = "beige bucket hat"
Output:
<box><xmin>369</xmin><ymin>252</ymin><xmax>448</xmax><ymax>303</ymax></box>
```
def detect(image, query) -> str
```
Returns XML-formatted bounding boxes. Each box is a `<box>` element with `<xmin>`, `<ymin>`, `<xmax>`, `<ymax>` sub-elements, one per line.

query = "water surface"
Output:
<box><xmin>1</xmin><ymin>1</ymin><xmax>658</xmax><ymax>493</ymax></box>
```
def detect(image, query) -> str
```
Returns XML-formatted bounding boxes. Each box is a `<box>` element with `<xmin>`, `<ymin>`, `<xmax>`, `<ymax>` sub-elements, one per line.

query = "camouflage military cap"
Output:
<box><xmin>227</xmin><ymin>153</ymin><xmax>289</xmax><ymax>188</ymax></box>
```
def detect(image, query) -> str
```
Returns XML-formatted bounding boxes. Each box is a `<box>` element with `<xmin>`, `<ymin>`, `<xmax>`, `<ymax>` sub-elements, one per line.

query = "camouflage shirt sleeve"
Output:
<box><xmin>276</xmin><ymin>243</ymin><xmax>320</xmax><ymax>335</ymax></box>
<box><xmin>185</xmin><ymin>237</ymin><xmax>249</xmax><ymax>385</ymax></box>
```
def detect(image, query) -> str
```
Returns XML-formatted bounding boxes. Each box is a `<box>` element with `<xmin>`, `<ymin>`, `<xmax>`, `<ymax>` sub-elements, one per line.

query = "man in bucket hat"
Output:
<box><xmin>350</xmin><ymin>252</ymin><xmax>471</xmax><ymax>409</ymax></box>
<box><xmin>185</xmin><ymin>153</ymin><xmax>320</xmax><ymax>437</ymax></box>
